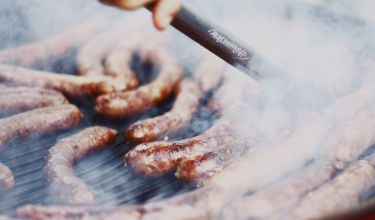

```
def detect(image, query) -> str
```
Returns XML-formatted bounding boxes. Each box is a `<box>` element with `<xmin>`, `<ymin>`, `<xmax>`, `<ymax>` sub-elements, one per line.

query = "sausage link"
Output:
<box><xmin>103</xmin><ymin>34</ymin><xmax>153</xmax><ymax>88</ymax></box>
<box><xmin>0</xmin><ymin>16</ymin><xmax>106</xmax><ymax>67</ymax></box>
<box><xmin>0</xmin><ymin>105</ymin><xmax>83</xmax><ymax>149</ymax></box>
<box><xmin>176</xmin><ymin>143</ymin><xmax>248</xmax><ymax>186</ymax></box>
<box><xmin>76</xmin><ymin>14</ymin><xmax>157</xmax><ymax>78</ymax></box>
<box><xmin>0</xmin><ymin>64</ymin><xmax>127</xmax><ymax>98</ymax></box>
<box><xmin>0</xmin><ymin>86</ymin><xmax>68</xmax><ymax>117</ymax></box>
<box><xmin>124</xmin><ymin>119</ymin><xmax>235</xmax><ymax>176</ymax></box>
<box><xmin>45</xmin><ymin>126</ymin><xmax>118</xmax><ymax>205</ymax></box>
<box><xmin>125</xmin><ymin>79</ymin><xmax>202</xmax><ymax>144</ymax></box>
<box><xmin>95</xmin><ymin>46</ymin><xmax>183</xmax><ymax>118</ymax></box>
<box><xmin>286</xmin><ymin>160</ymin><xmax>375</xmax><ymax>220</ymax></box>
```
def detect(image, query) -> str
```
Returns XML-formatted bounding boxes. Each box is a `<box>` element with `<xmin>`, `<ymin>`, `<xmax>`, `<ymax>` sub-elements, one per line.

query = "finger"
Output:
<box><xmin>153</xmin><ymin>0</ymin><xmax>182</xmax><ymax>30</ymax></box>
<box><xmin>100</xmin><ymin>0</ymin><xmax>156</xmax><ymax>10</ymax></box>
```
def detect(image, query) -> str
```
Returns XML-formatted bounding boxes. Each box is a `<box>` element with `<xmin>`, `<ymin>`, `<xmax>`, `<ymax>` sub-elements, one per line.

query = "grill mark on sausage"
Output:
<box><xmin>95</xmin><ymin>46</ymin><xmax>183</xmax><ymax>119</ymax></box>
<box><xmin>44</xmin><ymin>126</ymin><xmax>118</xmax><ymax>205</ymax></box>
<box><xmin>0</xmin><ymin>16</ymin><xmax>106</xmax><ymax>67</ymax></box>
<box><xmin>0</xmin><ymin>64</ymin><xmax>127</xmax><ymax>98</ymax></box>
<box><xmin>0</xmin><ymin>86</ymin><xmax>68</xmax><ymax>117</ymax></box>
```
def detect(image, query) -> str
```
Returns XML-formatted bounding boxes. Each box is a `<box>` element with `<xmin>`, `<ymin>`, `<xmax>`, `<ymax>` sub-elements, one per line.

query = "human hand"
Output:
<box><xmin>99</xmin><ymin>0</ymin><xmax>182</xmax><ymax>30</ymax></box>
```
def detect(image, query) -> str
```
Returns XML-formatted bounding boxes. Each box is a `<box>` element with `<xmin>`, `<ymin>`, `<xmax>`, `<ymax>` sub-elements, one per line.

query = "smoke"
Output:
<box><xmin>188</xmin><ymin>0</ymin><xmax>375</xmax><ymax>218</ymax></box>
<box><xmin>1</xmin><ymin>0</ymin><xmax>375</xmax><ymax>218</ymax></box>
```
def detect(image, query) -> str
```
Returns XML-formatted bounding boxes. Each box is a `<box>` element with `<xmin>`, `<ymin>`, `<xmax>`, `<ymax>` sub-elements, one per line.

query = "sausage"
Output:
<box><xmin>174</xmin><ymin>69</ymin><xmax>262</xmax><ymax>184</ymax></box>
<box><xmin>0</xmin><ymin>16</ymin><xmax>106</xmax><ymax>67</ymax></box>
<box><xmin>16</xmin><ymin>186</ymin><xmax>231</xmax><ymax>220</ymax></box>
<box><xmin>220</xmin><ymin>162</ymin><xmax>336</xmax><ymax>220</ymax></box>
<box><xmin>321</xmin><ymin>109</ymin><xmax>375</xmax><ymax>169</ymax></box>
<box><xmin>124</xmin><ymin>55</ymin><xmax>229</xmax><ymax>145</ymax></box>
<box><xmin>95</xmin><ymin>46</ymin><xmax>183</xmax><ymax>118</ymax></box>
<box><xmin>0</xmin><ymin>105</ymin><xmax>83</xmax><ymax>149</ymax></box>
<box><xmin>176</xmin><ymin>143</ymin><xmax>249</xmax><ymax>186</ymax></box>
<box><xmin>45</xmin><ymin>126</ymin><xmax>118</xmax><ymax>205</ymax></box>
<box><xmin>76</xmin><ymin>14</ymin><xmax>156</xmax><ymax>78</ymax></box>
<box><xmin>286</xmin><ymin>159</ymin><xmax>375</xmax><ymax>220</ymax></box>
<box><xmin>125</xmin><ymin>63</ymin><xmax>264</xmax><ymax>177</ymax></box>
<box><xmin>0</xmin><ymin>86</ymin><xmax>68</xmax><ymax>117</ymax></box>
<box><xmin>76</xmin><ymin>28</ymin><xmax>120</xmax><ymax>77</ymax></box>
<box><xmin>0</xmin><ymin>64</ymin><xmax>127</xmax><ymax>98</ymax></box>
<box><xmin>0</xmin><ymin>162</ymin><xmax>14</xmax><ymax>191</ymax></box>
<box><xmin>192</xmin><ymin>54</ymin><xmax>226</xmax><ymax>93</ymax></box>
<box><xmin>103</xmin><ymin>34</ymin><xmax>151</xmax><ymax>88</ymax></box>
<box><xmin>125</xmin><ymin>79</ymin><xmax>202</xmax><ymax>145</ymax></box>
<box><xmin>124</xmin><ymin>118</ymin><xmax>236</xmax><ymax>176</ymax></box>
<box><xmin>219</xmin><ymin>107</ymin><xmax>375</xmax><ymax>219</ymax></box>
<box><xmin>210</xmin><ymin>83</ymin><xmax>375</xmax><ymax>192</ymax></box>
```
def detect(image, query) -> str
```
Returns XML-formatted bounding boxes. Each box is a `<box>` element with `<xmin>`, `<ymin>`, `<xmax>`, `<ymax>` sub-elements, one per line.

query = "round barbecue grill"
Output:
<box><xmin>1</xmin><ymin>1</ymin><xmax>375</xmax><ymax>219</ymax></box>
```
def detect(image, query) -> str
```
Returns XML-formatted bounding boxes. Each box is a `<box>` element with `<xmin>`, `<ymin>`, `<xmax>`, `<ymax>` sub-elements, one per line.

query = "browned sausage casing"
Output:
<box><xmin>176</xmin><ymin>143</ymin><xmax>248</xmax><ymax>185</ymax></box>
<box><xmin>124</xmin><ymin>119</ymin><xmax>236</xmax><ymax>176</ymax></box>
<box><xmin>0</xmin><ymin>104</ymin><xmax>83</xmax><ymax>149</ymax></box>
<box><xmin>0</xmin><ymin>16</ymin><xmax>106</xmax><ymax>67</ymax></box>
<box><xmin>95</xmin><ymin>46</ymin><xmax>183</xmax><ymax>119</ymax></box>
<box><xmin>0</xmin><ymin>64</ymin><xmax>127</xmax><ymax>98</ymax></box>
<box><xmin>125</xmin><ymin>79</ymin><xmax>202</xmax><ymax>144</ymax></box>
<box><xmin>0</xmin><ymin>86</ymin><xmax>68</xmax><ymax>117</ymax></box>
<box><xmin>45</xmin><ymin>126</ymin><xmax>118</xmax><ymax>205</ymax></box>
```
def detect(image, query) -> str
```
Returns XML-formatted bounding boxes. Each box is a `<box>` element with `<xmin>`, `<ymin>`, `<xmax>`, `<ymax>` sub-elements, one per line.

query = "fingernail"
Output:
<box><xmin>159</xmin><ymin>16</ymin><xmax>173</xmax><ymax>29</ymax></box>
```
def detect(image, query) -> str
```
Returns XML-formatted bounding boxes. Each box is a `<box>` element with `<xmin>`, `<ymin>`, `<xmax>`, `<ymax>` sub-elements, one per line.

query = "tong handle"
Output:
<box><xmin>146</xmin><ymin>3</ymin><xmax>261</xmax><ymax>79</ymax></box>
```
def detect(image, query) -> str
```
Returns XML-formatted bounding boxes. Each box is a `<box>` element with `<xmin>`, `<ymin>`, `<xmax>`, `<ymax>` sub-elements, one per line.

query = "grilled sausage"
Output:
<box><xmin>192</xmin><ymin>54</ymin><xmax>226</xmax><ymax>93</ymax></box>
<box><xmin>0</xmin><ymin>64</ymin><xmax>127</xmax><ymax>98</ymax></box>
<box><xmin>124</xmin><ymin>55</ymin><xmax>228</xmax><ymax>145</ymax></box>
<box><xmin>175</xmin><ymin>142</ymin><xmax>249</xmax><ymax>186</ymax></box>
<box><xmin>0</xmin><ymin>16</ymin><xmax>105</xmax><ymax>67</ymax></box>
<box><xmin>103</xmin><ymin>34</ymin><xmax>152</xmax><ymax>88</ymax></box>
<box><xmin>286</xmin><ymin>159</ymin><xmax>375</xmax><ymax>220</ymax></box>
<box><xmin>16</xmin><ymin>186</ymin><xmax>230</xmax><ymax>220</ymax></box>
<box><xmin>0</xmin><ymin>86</ymin><xmax>68</xmax><ymax>117</ymax></box>
<box><xmin>0</xmin><ymin>162</ymin><xmax>14</xmax><ymax>191</ymax></box>
<box><xmin>76</xmin><ymin>29</ymin><xmax>119</xmax><ymax>77</ymax></box>
<box><xmin>125</xmin><ymin>79</ymin><xmax>202</xmax><ymax>144</ymax></box>
<box><xmin>125</xmin><ymin>62</ymin><xmax>264</xmax><ymax>176</ymax></box>
<box><xmin>211</xmin><ymin>83</ymin><xmax>375</xmax><ymax>192</ymax></box>
<box><xmin>125</xmin><ymin>118</ymin><xmax>236</xmax><ymax>176</ymax></box>
<box><xmin>219</xmin><ymin>104</ymin><xmax>375</xmax><ymax>219</ymax></box>
<box><xmin>0</xmin><ymin>105</ymin><xmax>83</xmax><ymax>149</ymax></box>
<box><xmin>95</xmin><ymin>46</ymin><xmax>183</xmax><ymax>118</ymax></box>
<box><xmin>45</xmin><ymin>126</ymin><xmax>118</xmax><ymax>205</ymax></box>
<box><xmin>76</xmin><ymin>14</ymin><xmax>155</xmax><ymax>79</ymax></box>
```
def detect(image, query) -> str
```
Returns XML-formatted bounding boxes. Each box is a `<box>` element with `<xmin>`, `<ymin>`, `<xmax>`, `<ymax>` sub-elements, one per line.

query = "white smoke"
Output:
<box><xmin>1</xmin><ymin>0</ymin><xmax>375</xmax><ymax>218</ymax></box>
